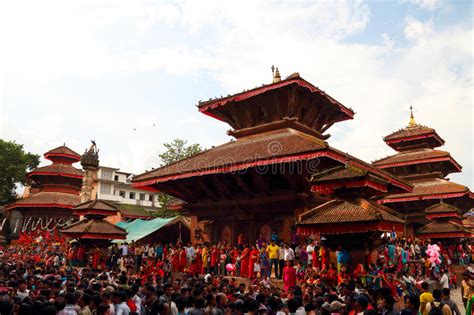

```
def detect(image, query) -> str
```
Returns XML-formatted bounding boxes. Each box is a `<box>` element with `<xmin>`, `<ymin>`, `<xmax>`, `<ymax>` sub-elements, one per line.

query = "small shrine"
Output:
<box><xmin>61</xmin><ymin>199</ymin><xmax>127</xmax><ymax>267</ymax></box>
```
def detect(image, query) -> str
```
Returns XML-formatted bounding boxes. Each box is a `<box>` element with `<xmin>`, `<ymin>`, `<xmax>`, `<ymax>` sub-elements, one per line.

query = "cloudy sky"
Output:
<box><xmin>0</xmin><ymin>0</ymin><xmax>472</xmax><ymax>187</ymax></box>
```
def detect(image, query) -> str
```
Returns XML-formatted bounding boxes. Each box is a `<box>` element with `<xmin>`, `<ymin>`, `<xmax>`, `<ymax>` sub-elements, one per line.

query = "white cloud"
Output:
<box><xmin>411</xmin><ymin>0</ymin><xmax>443</xmax><ymax>11</ymax></box>
<box><xmin>404</xmin><ymin>17</ymin><xmax>434</xmax><ymax>41</ymax></box>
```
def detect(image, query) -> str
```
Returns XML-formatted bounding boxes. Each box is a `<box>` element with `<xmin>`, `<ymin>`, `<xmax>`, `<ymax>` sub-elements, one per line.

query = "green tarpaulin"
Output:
<box><xmin>116</xmin><ymin>217</ymin><xmax>178</xmax><ymax>242</ymax></box>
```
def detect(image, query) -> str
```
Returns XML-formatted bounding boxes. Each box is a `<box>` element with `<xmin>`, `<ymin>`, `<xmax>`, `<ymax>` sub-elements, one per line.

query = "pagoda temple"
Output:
<box><xmin>373</xmin><ymin>108</ymin><xmax>474</xmax><ymax>236</ymax></box>
<box><xmin>4</xmin><ymin>145</ymin><xmax>82</xmax><ymax>240</ymax></box>
<box><xmin>133</xmin><ymin>71</ymin><xmax>411</xmax><ymax>244</ymax></box>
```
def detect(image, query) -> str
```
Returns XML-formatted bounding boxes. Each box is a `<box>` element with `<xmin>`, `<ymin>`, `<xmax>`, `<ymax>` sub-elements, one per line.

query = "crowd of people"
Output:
<box><xmin>0</xmin><ymin>231</ymin><xmax>472</xmax><ymax>315</ymax></box>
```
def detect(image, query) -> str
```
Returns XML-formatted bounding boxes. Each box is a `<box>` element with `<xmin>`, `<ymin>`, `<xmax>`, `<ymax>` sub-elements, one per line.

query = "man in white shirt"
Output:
<box><xmin>439</xmin><ymin>269</ymin><xmax>450</xmax><ymax>289</ymax></box>
<box><xmin>119</xmin><ymin>242</ymin><xmax>129</xmax><ymax>256</ymax></box>
<box><xmin>114</xmin><ymin>292</ymin><xmax>131</xmax><ymax>315</ymax></box>
<box><xmin>185</xmin><ymin>243</ymin><xmax>196</xmax><ymax>265</ymax></box>
<box><xmin>284</xmin><ymin>244</ymin><xmax>295</xmax><ymax>262</ymax></box>
<box><xmin>306</xmin><ymin>241</ymin><xmax>315</xmax><ymax>265</ymax></box>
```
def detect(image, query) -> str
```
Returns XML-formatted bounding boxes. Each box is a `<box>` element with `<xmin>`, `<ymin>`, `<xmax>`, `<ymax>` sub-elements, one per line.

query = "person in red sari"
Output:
<box><xmin>178</xmin><ymin>246</ymin><xmax>187</xmax><ymax>272</ymax></box>
<box><xmin>326</xmin><ymin>263</ymin><xmax>338</xmax><ymax>287</ymax></box>
<box><xmin>312</xmin><ymin>244</ymin><xmax>320</xmax><ymax>270</ymax></box>
<box><xmin>195</xmin><ymin>245</ymin><xmax>203</xmax><ymax>273</ymax></box>
<box><xmin>320</xmin><ymin>243</ymin><xmax>330</xmax><ymax>270</ymax></box>
<box><xmin>240</xmin><ymin>245</ymin><xmax>250</xmax><ymax>278</ymax></box>
<box><xmin>171</xmin><ymin>247</ymin><xmax>179</xmax><ymax>272</ymax></box>
<box><xmin>338</xmin><ymin>265</ymin><xmax>350</xmax><ymax>285</ymax></box>
<box><xmin>248</xmin><ymin>245</ymin><xmax>259</xmax><ymax>279</ymax></box>
<box><xmin>283</xmin><ymin>261</ymin><xmax>296</xmax><ymax>292</ymax></box>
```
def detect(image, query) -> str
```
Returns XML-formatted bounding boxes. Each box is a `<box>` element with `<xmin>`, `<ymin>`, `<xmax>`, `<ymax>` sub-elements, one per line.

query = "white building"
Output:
<box><xmin>97</xmin><ymin>166</ymin><xmax>161</xmax><ymax>210</ymax></box>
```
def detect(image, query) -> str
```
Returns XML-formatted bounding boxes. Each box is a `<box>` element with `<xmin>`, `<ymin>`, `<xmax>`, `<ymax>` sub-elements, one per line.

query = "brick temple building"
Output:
<box><xmin>133</xmin><ymin>71</ymin><xmax>412</xmax><ymax>244</ymax></box>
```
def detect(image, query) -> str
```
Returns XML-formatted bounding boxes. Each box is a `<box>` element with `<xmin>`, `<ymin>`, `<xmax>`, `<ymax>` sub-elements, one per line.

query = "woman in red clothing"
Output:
<box><xmin>178</xmin><ymin>246</ymin><xmax>187</xmax><ymax>272</ymax></box>
<box><xmin>283</xmin><ymin>261</ymin><xmax>296</xmax><ymax>292</ymax></box>
<box><xmin>195</xmin><ymin>245</ymin><xmax>203</xmax><ymax>273</ymax></box>
<box><xmin>240</xmin><ymin>245</ymin><xmax>250</xmax><ymax>278</ymax></box>
<box><xmin>248</xmin><ymin>245</ymin><xmax>259</xmax><ymax>279</ymax></box>
<box><xmin>312</xmin><ymin>244</ymin><xmax>320</xmax><ymax>270</ymax></box>
<box><xmin>171</xmin><ymin>247</ymin><xmax>179</xmax><ymax>272</ymax></box>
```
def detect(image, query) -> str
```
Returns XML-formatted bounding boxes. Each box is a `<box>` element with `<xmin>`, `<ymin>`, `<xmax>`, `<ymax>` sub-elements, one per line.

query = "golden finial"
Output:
<box><xmin>408</xmin><ymin>105</ymin><xmax>417</xmax><ymax>128</ymax></box>
<box><xmin>272</xmin><ymin>65</ymin><xmax>281</xmax><ymax>83</ymax></box>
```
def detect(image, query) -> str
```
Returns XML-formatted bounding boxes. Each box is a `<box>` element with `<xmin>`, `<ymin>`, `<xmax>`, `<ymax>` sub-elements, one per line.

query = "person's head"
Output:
<box><xmin>383</xmin><ymin>296</ymin><xmax>395</xmax><ymax>311</ymax></box>
<box><xmin>421</xmin><ymin>282</ymin><xmax>429</xmax><ymax>291</ymax></box>
<box><xmin>216</xmin><ymin>292</ymin><xmax>227</xmax><ymax>307</ymax></box>
<box><xmin>97</xmin><ymin>303</ymin><xmax>111</xmax><ymax>315</ymax></box>
<box><xmin>404</xmin><ymin>295</ymin><xmax>420</xmax><ymax>311</ymax></box>
<box><xmin>164</xmin><ymin>283</ymin><xmax>173</xmax><ymax>296</ymax></box>
<box><xmin>441</xmin><ymin>288</ymin><xmax>450</xmax><ymax>299</ymax></box>
<box><xmin>432</xmin><ymin>289</ymin><xmax>442</xmax><ymax>302</ymax></box>
<box><xmin>355</xmin><ymin>295</ymin><xmax>369</xmax><ymax>312</ymax></box>
<box><xmin>80</xmin><ymin>293</ymin><xmax>92</xmax><ymax>308</ymax></box>
<box><xmin>65</xmin><ymin>293</ymin><xmax>76</xmax><ymax>306</ymax></box>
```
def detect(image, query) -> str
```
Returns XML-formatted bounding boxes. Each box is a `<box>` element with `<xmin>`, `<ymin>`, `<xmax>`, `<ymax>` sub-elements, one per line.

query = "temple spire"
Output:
<box><xmin>408</xmin><ymin>105</ymin><xmax>417</xmax><ymax>128</ymax></box>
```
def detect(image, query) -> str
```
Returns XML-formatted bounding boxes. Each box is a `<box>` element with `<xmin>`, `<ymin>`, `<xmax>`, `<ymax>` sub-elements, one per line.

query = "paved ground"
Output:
<box><xmin>451</xmin><ymin>287</ymin><xmax>465</xmax><ymax>314</ymax></box>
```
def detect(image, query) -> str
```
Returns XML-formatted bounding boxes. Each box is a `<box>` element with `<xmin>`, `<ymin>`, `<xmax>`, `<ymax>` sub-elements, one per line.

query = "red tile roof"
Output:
<box><xmin>380</xmin><ymin>178</ymin><xmax>472</xmax><ymax>203</ymax></box>
<box><xmin>425</xmin><ymin>202</ymin><xmax>460</xmax><ymax>214</ymax></box>
<box><xmin>384</xmin><ymin>125</ymin><xmax>442</xmax><ymax>142</ymax></box>
<box><xmin>417</xmin><ymin>220</ymin><xmax>470</xmax><ymax>238</ymax></box>
<box><xmin>133</xmin><ymin>129</ymin><xmax>328</xmax><ymax>184</ymax></box>
<box><xmin>44</xmin><ymin>145</ymin><xmax>81</xmax><ymax>160</ymax></box>
<box><xmin>372</xmin><ymin>149</ymin><xmax>461</xmax><ymax>172</ymax></box>
<box><xmin>299</xmin><ymin>198</ymin><xmax>404</xmax><ymax>225</ymax></box>
<box><xmin>197</xmin><ymin>75</ymin><xmax>354</xmax><ymax>123</ymax></box>
<box><xmin>6</xmin><ymin>192</ymin><xmax>80</xmax><ymax>210</ymax></box>
<box><xmin>28</xmin><ymin>164</ymin><xmax>83</xmax><ymax>178</ymax></box>
<box><xmin>61</xmin><ymin>219</ymin><xmax>127</xmax><ymax>239</ymax></box>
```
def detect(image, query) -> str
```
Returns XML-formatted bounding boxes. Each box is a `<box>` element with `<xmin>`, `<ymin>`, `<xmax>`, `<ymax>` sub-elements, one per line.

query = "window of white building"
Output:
<box><xmin>100</xmin><ymin>183</ymin><xmax>112</xmax><ymax>194</ymax></box>
<box><xmin>101</xmin><ymin>169</ymin><xmax>113</xmax><ymax>180</ymax></box>
<box><xmin>119</xmin><ymin>191</ymin><xmax>126</xmax><ymax>198</ymax></box>
<box><xmin>139</xmin><ymin>193</ymin><xmax>145</xmax><ymax>201</ymax></box>
<box><xmin>129</xmin><ymin>192</ymin><xmax>136</xmax><ymax>199</ymax></box>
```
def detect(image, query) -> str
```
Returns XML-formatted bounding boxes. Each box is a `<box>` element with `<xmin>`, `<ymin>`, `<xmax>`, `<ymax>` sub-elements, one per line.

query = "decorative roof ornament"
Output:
<box><xmin>272</xmin><ymin>65</ymin><xmax>281</xmax><ymax>83</ymax></box>
<box><xmin>81</xmin><ymin>140</ymin><xmax>99</xmax><ymax>169</ymax></box>
<box><xmin>408</xmin><ymin>105</ymin><xmax>417</xmax><ymax>128</ymax></box>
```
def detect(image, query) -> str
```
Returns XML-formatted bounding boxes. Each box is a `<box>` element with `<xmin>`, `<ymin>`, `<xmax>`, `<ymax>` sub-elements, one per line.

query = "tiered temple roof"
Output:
<box><xmin>6</xmin><ymin>145</ymin><xmax>83</xmax><ymax>219</ymax></box>
<box><xmin>417</xmin><ymin>202</ymin><xmax>471</xmax><ymax>239</ymax></box>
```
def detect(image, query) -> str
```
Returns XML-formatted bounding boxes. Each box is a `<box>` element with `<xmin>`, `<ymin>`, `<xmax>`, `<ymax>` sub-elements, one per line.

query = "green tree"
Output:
<box><xmin>158</xmin><ymin>138</ymin><xmax>202</xmax><ymax>166</ymax></box>
<box><xmin>157</xmin><ymin>139</ymin><xmax>202</xmax><ymax>211</ymax></box>
<box><xmin>0</xmin><ymin>140</ymin><xmax>40</xmax><ymax>205</ymax></box>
